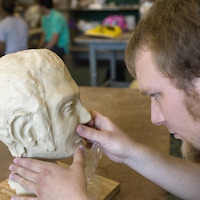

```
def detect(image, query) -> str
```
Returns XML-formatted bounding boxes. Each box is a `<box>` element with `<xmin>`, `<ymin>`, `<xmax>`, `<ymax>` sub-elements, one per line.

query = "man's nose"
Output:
<box><xmin>151</xmin><ymin>101</ymin><xmax>165</xmax><ymax>125</ymax></box>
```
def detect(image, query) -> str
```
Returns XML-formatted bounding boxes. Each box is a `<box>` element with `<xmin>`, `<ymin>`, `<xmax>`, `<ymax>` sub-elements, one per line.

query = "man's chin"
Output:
<box><xmin>181</xmin><ymin>141</ymin><xmax>200</xmax><ymax>163</ymax></box>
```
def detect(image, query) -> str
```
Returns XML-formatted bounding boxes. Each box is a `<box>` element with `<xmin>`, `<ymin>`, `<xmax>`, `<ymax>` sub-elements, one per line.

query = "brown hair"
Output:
<box><xmin>125</xmin><ymin>0</ymin><xmax>200</xmax><ymax>92</ymax></box>
<box><xmin>1</xmin><ymin>0</ymin><xmax>15</xmax><ymax>15</ymax></box>
<box><xmin>38</xmin><ymin>0</ymin><xmax>54</xmax><ymax>9</ymax></box>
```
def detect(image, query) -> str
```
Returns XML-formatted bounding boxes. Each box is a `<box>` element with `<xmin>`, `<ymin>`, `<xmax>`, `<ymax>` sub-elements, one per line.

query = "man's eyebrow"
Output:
<box><xmin>140</xmin><ymin>87</ymin><xmax>156</xmax><ymax>96</ymax></box>
<box><xmin>140</xmin><ymin>90</ymin><xmax>147</xmax><ymax>96</ymax></box>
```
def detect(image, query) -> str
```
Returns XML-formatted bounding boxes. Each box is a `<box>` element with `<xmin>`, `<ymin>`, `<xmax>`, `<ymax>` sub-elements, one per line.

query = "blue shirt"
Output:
<box><xmin>0</xmin><ymin>16</ymin><xmax>28</xmax><ymax>54</ymax></box>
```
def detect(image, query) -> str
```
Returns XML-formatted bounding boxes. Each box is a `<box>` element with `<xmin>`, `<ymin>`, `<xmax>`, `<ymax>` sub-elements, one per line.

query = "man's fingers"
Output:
<box><xmin>77</xmin><ymin>124</ymin><xmax>103</xmax><ymax>144</ymax></box>
<box><xmin>9</xmin><ymin>163</ymin><xmax>38</xmax><ymax>184</ymax></box>
<box><xmin>11</xmin><ymin>195</ymin><xmax>36</xmax><ymax>200</ymax></box>
<box><xmin>90</xmin><ymin>110</ymin><xmax>106</xmax><ymax>130</ymax></box>
<box><xmin>72</xmin><ymin>145</ymin><xmax>85</xmax><ymax>167</ymax></box>
<box><xmin>9</xmin><ymin>173</ymin><xmax>36</xmax><ymax>195</ymax></box>
<box><xmin>11</xmin><ymin>158</ymin><xmax>49</xmax><ymax>173</ymax></box>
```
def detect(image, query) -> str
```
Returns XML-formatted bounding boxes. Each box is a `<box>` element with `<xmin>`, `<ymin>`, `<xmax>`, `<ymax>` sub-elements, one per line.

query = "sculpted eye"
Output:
<box><xmin>63</xmin><ymin>102</ymin><xmax>74</xmax><ymax>114</ymax></box>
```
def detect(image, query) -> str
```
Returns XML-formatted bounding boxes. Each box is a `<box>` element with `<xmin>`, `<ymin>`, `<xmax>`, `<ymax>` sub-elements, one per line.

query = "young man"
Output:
<box><xmin>0</xmin><ymin>0</ymin><xmax>28</xmax><ymax>56</ymax></box>
<box><xmin>9</xmin><ymin>0</ymin><xmax>200</xmax><ymax>199</ymax></box>
<box><xmin>38</xmin><ymin>0</ymin><xmax>70</xmax><ymax>58</ymax></box>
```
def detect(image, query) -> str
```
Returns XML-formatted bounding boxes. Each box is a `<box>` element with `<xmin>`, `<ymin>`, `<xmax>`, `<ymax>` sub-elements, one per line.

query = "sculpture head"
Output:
<box><xmin>0</xmin><ymin>49</ymin><xmax>91</xmax><ymax>159</ymax></box>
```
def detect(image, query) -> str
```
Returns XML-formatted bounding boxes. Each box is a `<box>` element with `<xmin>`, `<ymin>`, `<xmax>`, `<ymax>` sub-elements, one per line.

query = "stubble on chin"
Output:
<box><xmin>180</xmin><ymin>89</ymin><xmax>200</xmax><ymax>163</ymax></box>
<box><xmin>181</xmin><ymin>141</ymin><xmax>200</xmax><ymax>163</ymax></box>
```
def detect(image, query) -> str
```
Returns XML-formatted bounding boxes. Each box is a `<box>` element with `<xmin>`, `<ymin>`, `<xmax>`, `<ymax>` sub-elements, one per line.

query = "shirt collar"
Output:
<box><xmin>45</xmin><ymin>9</ymin><xmax>55</xmax><ymax>20</ymax></box>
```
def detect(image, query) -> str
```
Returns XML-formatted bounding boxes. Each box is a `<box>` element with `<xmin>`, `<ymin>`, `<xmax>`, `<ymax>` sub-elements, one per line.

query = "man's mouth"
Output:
<box><xmin>171</xmin><ymin>133</ymin><xmax>181</xmax><ymax>140</ymax></box>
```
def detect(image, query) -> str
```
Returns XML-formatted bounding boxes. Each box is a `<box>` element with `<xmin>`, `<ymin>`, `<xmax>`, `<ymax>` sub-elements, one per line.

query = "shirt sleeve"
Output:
<box><xmin>51</xmin><ymin>14</ymin><xmax>65</xmax><ymax>34</ymax></box>
<box><xmin>0</xmin><ymin>22</ymin><xmax>6</xmax><ymax>42</ymax></box>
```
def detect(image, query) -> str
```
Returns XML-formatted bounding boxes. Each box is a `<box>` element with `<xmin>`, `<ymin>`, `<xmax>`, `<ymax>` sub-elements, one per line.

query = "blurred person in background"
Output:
<box><xmin>38</xmin><ymin>0</ymin><xmax>69</xmax><ymax>58</ymax></box>
<box><xmin>0</xmin><ymin>0</ymin><xmax>28</xmax><ymax>56</ymax></box>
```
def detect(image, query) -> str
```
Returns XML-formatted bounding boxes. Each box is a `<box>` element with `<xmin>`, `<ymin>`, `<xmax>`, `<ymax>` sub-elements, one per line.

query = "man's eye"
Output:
<box><xmin>150</xmin><ymin>93</ymin><xmax>158</xmax><ymax>100</ymax></box>
<box><xmin>63</xmin><ymin>102</ymin><xmax>73</xmax><ymax>114</ymax></box>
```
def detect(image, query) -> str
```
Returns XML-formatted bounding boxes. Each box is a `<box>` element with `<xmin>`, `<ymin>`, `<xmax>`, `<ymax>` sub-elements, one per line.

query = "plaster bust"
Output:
<box><xmin>0</xmin><ymin>49</ymin><xmax>91</xmax><ymax>194</ymax></box>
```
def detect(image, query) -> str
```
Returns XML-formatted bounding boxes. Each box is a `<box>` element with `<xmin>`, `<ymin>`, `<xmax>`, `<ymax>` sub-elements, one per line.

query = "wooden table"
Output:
<box><xmin>74</xmin><ymin>32</ymin><xmax>133</xmax><ymax>86</ymax></box>
<box><xmin>0</xmin><ymin>87</ymin><xmax>170</xmax><ymax>199</ymax></box>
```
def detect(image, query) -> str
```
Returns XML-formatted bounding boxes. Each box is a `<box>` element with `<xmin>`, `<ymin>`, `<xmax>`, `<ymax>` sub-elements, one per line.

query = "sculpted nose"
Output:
<box><xmin>77</xmin><ymin>101</ymin><xmax>91</xmax><ymax>124</ymax></box>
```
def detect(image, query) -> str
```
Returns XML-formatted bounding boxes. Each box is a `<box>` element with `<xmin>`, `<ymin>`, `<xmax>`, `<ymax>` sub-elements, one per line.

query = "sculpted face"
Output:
<box><xmin>0</xmin><ymin>49</ymin><xmax>91</xmax><ymax>159</ymax></box>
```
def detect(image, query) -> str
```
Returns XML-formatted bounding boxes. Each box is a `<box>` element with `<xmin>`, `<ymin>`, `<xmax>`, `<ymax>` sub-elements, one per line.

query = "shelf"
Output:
<box><xmin>70</xmin><ymin>45</ymin><xmax>88</xmax><ymax>52</ymax></box>
<box><xmin>62</xmin><ymin>4</ymin><xmax>139</xmax><ymax>58</ymax></box>
<box><xmin>58</xmin><ymin>5</ymin><xmax>139</xmax><ymax>12</ymax></box>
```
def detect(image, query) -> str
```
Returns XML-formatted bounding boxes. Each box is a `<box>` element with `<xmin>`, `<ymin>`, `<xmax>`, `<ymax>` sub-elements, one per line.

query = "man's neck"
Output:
<box><xmin>2</xmin><ymin>11</ymin><xmax>13</xmax><ymax>18</ymax></box>
<box><xmin>44</xmin><ymin>8</ymin><xmax>51</xmax><ymax>16</ymax></box>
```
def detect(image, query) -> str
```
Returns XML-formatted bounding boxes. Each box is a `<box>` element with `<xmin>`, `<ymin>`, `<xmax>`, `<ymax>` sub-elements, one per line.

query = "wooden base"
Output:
<box><xmin>0</xmin><ymin>162</ymin><xmax>120</xmax><ymax>200</ymax></box>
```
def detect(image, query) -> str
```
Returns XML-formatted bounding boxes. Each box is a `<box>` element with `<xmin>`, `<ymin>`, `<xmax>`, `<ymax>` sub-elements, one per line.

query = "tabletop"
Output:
<box><xmin>74</xmin><ymin>31</ymin><xmax>133</xmax><ymax>44</ymax></box>
<box><xmin>74</xmin><ymin>32</ymin><xmax>133</xmax><ymax>86</ymax></box>
<box><xmin>0</xmin><ymin>87</ymin><xmax>169</xmax><ymax>199</ymax></box>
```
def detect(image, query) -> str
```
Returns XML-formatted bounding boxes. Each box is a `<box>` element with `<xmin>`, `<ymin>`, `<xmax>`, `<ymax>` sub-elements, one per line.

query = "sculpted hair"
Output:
<box><xmin>125</xmin><ymin>0</ymin><xmax>200</xmax><ymax>92</ymax></box>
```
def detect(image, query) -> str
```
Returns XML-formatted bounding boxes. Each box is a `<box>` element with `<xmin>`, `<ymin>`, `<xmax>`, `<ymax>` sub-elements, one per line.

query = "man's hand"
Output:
<box><xmin>9</xmin><ymin>145</ymin><xmax>89</xmax><ymax>200</ymax></box>
<box><xmin>77</xmin><ymin>110</ymin><xmax>135</xmax><ymax>164</ymax></box>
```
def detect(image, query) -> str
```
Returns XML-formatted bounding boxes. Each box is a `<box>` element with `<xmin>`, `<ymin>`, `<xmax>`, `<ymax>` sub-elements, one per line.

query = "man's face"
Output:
<box><xmin>135</xmin><ymin>48</ymin><xmax>200</xmax><ymax>161</ymax></box>
<box><xmin>39</xmin><ymin>5</ymin><xmax>47</xmax><ymax>15</ymax></box>
<box><xmin>43</xmin><ymin>67</ymin><xmax>91</xmax><ymax>158</ymax></box>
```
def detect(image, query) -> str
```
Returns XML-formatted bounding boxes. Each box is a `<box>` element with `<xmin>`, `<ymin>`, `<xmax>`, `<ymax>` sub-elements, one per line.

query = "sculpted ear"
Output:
<box><xmin>9</xmin><ymin>111</ymin><xmax>36</xmax><ymax>147</ymax></box>
<box><xmin>4</xmin><ymin>110</ymin><xmax>55</xmax><ymax>157</ymax></box>
<box><xmin>0</xmin><ymin>111</ymin><xmax>36</xmax><ymax>157</ymax></box>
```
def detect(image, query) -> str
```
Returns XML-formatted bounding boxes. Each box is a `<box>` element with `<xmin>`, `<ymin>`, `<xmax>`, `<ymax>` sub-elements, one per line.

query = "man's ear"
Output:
<box><xmin>194</xmin><ymin>78</ymin><xmax>200</xmax><ymax>93</ymax></box>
